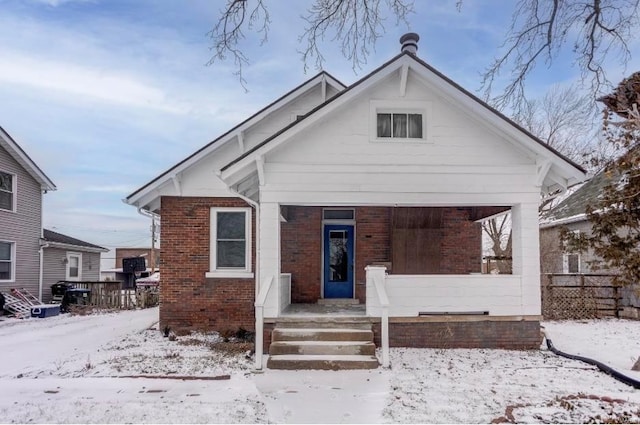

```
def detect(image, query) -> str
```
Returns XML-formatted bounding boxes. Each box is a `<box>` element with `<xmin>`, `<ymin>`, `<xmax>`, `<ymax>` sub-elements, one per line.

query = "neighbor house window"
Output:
<box><xmin>208</xmin><ymin>207</ymin><xmax>252</xmax><ymax>277</ymax></box>
<box><xmin>377</xmin><ymin>113</ymin><xmax>423</xmax><ymax>138</ymax></box>
<box><xmin>66</xmin><ymin>253</ymin><xmax>82</xmax><ymax>281</ymax></box>
<box><xmin>0</xmin><ymin>171</ymin><xmax>15</xmax><ymax>211</ymax></box>
<box><xmin>0</xmin><ymin>241</ymin><xmax>15</xmax><ymax>281</ymax></box>
<box><xmin>563</xmin><ymin>253</ymin><xmax>581</xmax><ymax>274</ymax></box>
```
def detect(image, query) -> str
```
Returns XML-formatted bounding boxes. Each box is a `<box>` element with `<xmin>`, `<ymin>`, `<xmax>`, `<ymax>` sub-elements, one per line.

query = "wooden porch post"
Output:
<box><xmin>511</xmin><ymin>202</ymin><xmax>542</xmax><ymax>316</ymax></box>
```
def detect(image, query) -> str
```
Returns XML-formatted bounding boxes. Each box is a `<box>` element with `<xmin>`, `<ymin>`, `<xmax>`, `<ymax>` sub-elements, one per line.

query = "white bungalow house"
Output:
<box><xmin>125</xmin><ymin>34</ymin><xmax>585</xmax><ymax>369</ymax></box>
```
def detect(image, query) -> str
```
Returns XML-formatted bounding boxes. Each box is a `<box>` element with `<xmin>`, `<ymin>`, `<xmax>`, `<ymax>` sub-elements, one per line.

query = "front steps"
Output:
<box><xmin>267</xmin><ymin>321</ymin><xmax>379</xmax><ymax>370</ymax></box>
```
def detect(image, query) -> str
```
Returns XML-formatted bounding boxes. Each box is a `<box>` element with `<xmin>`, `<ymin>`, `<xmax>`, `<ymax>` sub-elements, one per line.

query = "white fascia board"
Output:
<box><xmin>220</xmin><ymin>59</ymin><xmax>406</xmax><ymax>180</ymax></box>
<box><xmin>407</xmin><ymin>62</ymin><xmax>586</xmax><ymax>185</ymax></box>
<box><xmin>0</xmin><ymin>127</ymin><xmax>56</xmax><ymax>191</ymax></box>
<box><xmin>126</xmin><ymin>73</ymin><xmax>345</xmax><ymax>207</ymax></box>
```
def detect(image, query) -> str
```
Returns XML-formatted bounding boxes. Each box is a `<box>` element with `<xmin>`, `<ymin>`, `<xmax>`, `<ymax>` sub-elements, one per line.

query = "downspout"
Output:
<box><xmin>38</xmin><ymin>242</ymin><xmax>49</xmax><ymax>302</ymax></box>
<box><xmin>38</xmin><ymin>189</ymin><xmax>46</xmax><ymax>301</ymax></box>
<box><xmin>214</xmin><ymin>172</ymin><xmax>261</xmax><ymax>302</ymax></box>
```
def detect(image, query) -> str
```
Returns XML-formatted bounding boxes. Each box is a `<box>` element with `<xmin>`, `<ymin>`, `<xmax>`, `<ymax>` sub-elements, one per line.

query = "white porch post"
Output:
<box><xmin>511</xmin><ymin>202</ymin><xmax>541</xmax><ymax>316</ymax></box>
<box><xmin>254</xmin><ymin>201</ymin><xmax>280</xmax><ymax>369</ymax></box>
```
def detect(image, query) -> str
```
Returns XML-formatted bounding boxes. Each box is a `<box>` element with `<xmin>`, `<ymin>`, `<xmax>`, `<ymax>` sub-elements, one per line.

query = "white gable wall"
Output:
<box><xmin>260</xmin><ymin>68</ymin><xmax>540</xmax><ymax>206</ymax></box>
<box><xmin>135</xmin><ymin>83</ymin><xmax>338</xmax><ymax>206</ymax></box>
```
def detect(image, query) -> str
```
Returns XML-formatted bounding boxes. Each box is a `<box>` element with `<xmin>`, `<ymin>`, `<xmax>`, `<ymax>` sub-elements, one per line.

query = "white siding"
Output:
<box><xmin>42</xmin><ymin>247</ymin><xmax>101</xmax><ymax>302</ymax></box>
<box><xmin>366</xmin><ymin>274</ymin><xmax>525</xmax><ymax>317</ymax></box>
<box><xmin>162</xmin><ymin>84</ymin><xmax>332</xmax><ymax>199</ymax></box>
<box><xmin>0</xmin><ymin>146</ymin><xmax>42</xmax><ymax>296</ymax></box>
<box><xmin>260</xmin><ymin>70</ymin><xmax>539</xmax><ymax>206</ymax></box>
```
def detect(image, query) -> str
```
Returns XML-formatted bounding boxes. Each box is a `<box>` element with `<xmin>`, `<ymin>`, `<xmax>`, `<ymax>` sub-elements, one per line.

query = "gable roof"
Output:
<box><xmin>125</xmin><ymin>71</ymin><xmax>345</xmax><ymax>205</ymax></box>
<box><xmin>540</xmin><ymin>169</ymin><xmax>618</xmax><ymax>228</ymax></box>
<box><xmin>220</xmin><ymin>52</ymin><xmax>585</xmax><ymax>188</ymax></box>
<box><xmin>43</xmin><ymin>229</ymin><xmax>108</xmax><ymax>253</ymax></box>
<box><xmin>0</xmin><ymin>126</ymin><xmax>56</xmax><ymax>191</ymax></box>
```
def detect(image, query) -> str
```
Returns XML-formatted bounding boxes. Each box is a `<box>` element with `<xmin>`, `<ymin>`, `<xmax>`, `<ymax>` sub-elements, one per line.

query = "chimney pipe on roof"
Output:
<box><xmin>400</xmin><ymin>32</ymin><xmax>419</xmax><ymax>55</ymax></box>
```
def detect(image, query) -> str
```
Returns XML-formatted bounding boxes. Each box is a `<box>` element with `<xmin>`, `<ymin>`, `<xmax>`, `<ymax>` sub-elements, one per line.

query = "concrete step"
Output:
<box><xmin>269</xmin><ymin>340</ymin><xmax>376</xmax><ymax>356</ymax></box>
<box><xmin>275</xmin><ymin>319</ymin><xmax>373</xmax><ymax>330</ymax></box>
<box><xmin>267</xmin><ymin>354</ymin><xmax>379</xmax><ymax>370</ymax></box>
<box><xmin>317</xmin><ymin>298</ymin><xmax>360</xmax><ymax>306</ymax></box>
<box><xmin>271</xmin><ymin>328</ymin><xmax>374</xmax><ymax>342</ymax></box>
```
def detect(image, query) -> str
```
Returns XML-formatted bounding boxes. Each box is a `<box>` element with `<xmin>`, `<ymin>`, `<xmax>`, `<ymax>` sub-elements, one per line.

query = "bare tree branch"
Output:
<box><xmin>206</xmin><ymin>0</ymin><xmax>271</xmax><ymax>90</ymax></box>
<box><xmin>299</xmin><ymin>0</ymin><xmax>413</xmax><ymax>73</ymax></box>
<box><xmin>482</xmin><ymin>0</ymin><xmax>639</xmax><ymax>113</ymax></box>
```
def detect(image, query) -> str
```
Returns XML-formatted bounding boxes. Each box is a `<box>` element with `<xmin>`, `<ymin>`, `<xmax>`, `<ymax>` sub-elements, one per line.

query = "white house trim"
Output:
<box><xmin>126</xmin><ymin>72</ymin><xmax>346</xmax><ymax>210</ymax></box>
<box><xmin>219</xmin><ymin>54</ymin><xmax>584</xmax><ymax>191</ymax></box>
<box><xmin>0</xmin><ymin>126</ymin><xmax>56</xmax><ymax>191</ymax></box>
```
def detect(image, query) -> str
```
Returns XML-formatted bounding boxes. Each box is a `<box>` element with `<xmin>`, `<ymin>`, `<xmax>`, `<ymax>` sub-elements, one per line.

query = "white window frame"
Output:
<box><xmin>370</xmin><ymin>100</ymin><xmax>432</xmax><ymax>143</ymax></box>
<box><xmin>66</xmin><ymin>252</ymin><xmax>82</xmax><ymax>281</ymax></box>
<box><xmin>562</xmin><ymin>252</ymin><xmax>581</xmax><ymax>274</ymax></box>
<box><xmin>206</xmin><ymin>207</ymin><xmax>253</xmax><ymax>278</ymax></box>
<box><xmin>562</xmin><ymin>229</ymin><xmax>582</xmax><ymax>274</ymax></box>
<box><xmin>0</xmin><ymin>171</ymin><xmax>16</xmax><ymax>213</ymax></box>
<box><xmin>0</xmin><ymin>240</ymin><xmax>16</xmax><ymax>282</ymax></box>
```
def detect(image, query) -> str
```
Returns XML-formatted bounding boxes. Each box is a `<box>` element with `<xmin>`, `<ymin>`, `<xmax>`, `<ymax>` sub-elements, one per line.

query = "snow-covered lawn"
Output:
<box><xmin>0</xmin><ymin>309</ymin><xmax>638</xmax><ymax>423</ymax></box>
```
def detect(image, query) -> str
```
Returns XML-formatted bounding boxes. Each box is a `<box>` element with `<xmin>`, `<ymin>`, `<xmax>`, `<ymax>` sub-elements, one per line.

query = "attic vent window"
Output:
<box><xmin>377</xmin><ymin>113</ymin><xmax>423</xmax><ymax>138</ymax></box>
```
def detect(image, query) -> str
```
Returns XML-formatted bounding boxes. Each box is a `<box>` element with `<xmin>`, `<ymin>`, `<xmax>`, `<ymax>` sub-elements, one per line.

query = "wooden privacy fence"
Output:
<box><xmin>542</xmin><ymin>274</ymin><xmax>620</xmax><ymax>320</ymax></box>
<box><xmin>58</xmin><ymin>281</ymin><xmax>158</xmax><ymax>310</ymax></box>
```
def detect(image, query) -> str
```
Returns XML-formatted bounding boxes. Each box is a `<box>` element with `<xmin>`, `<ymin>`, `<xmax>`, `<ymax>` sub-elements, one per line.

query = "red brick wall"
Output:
<box><xmin>280</xmin><ymin>206</ymin><xmax>323</xmax><ymax>303</ymax></box>
<box><xmin>280</xmin><ymin>206</ymin><xmax>481</xmax><ymax>303</ymax></box>
<box><xmin>441</xmin><ymin>208</ymin><xmax>483</xmax><ymax>274</ymax></box>
<box><xmin>354</xmin><ymin>207</ymin><xmax>391</xmax><ymax>301</ymax></box>
<box><xmin>373</xmin><ymin>320</ymin><xmax>541</xmax><ymax>349</ymax></box>
<box><xmin>159</xmin><ymin>196</ymin><xmax>256</xmax><ymax>334</ymax></box>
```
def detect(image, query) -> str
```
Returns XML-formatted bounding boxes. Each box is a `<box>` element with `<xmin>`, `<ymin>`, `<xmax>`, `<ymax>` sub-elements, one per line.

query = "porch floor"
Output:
<box><xmin>281</xmin><ymin>303</ymin><xmax>366</xmax><ymax>317</ymax></box>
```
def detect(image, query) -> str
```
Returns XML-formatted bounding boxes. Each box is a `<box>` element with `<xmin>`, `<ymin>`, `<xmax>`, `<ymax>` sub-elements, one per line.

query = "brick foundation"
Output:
<box><xmin>372</xmin><ymin>319</ymin><xmax>542</xmax><ymax>350</ymax></box>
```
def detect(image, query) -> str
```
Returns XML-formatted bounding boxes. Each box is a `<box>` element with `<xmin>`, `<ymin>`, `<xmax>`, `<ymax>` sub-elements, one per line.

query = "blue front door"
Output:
<box><xmin>323</xmin><ymin>224</ymin><xmax>354</xmax><ymax>298</ymax></box>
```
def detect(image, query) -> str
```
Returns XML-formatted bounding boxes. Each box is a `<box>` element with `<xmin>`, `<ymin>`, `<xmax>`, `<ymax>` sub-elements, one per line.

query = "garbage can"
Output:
<box><xmin>61</xmin><ymin>288</ymin><xmax>91</xmax><ymax>312</ymax></box>
<box><xmin>51</xmin><ymin>282</ymin><xmax>75</xmax><ymax>304</ymax></box>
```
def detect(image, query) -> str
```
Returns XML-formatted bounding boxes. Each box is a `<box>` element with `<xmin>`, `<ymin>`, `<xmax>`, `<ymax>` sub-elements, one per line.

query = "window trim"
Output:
<box><xmin>370</xmin><ymin>100</ymin><xmax>432</xmax><ymax>143</ymax></box>
<box><xmin>66</xmin><ymin>252</ymin><xmax>83</xmax><ymax>281</ymax></box>
<box><xmin>206</xmin><ymin>207</ymin><xmax>253</xmax><ymax>278</ymax></box>
<box><xmin>0</xmin><ymin>240</ymin><xmax>16</xmax><ymax>282</ymax></box>
<box><xmin>0</xmin><ymin>171</ymin><xmax>16</xmax><ymax>213</ymax></box>
<box><xmin>562</xmin><ymin>252</ymin><xmax>581</xmax><ymax>274</ymax></box>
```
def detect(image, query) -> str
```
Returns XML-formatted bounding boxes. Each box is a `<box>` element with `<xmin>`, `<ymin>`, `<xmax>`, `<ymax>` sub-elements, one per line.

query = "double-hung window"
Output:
<box><xmin>0</xmin><ymin>171</ymin><xmax>15</xmax><ymax>212</ymax></box>
<box><xmin>0</xmin><ymin>241</ymin><xmax>15</xmax><ymax>281</ymax></box>
<box><xmin>208</xmin><ymin>207</ymin><xmax>252</xmax><ymax>278</ymax></box>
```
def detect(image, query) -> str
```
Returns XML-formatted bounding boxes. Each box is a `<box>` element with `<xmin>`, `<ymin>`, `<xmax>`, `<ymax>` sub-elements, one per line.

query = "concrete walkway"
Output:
<box><xmin>251</xmin><ymin>368</ymin><xmax>390</xmax><ymax>423</ymax></box>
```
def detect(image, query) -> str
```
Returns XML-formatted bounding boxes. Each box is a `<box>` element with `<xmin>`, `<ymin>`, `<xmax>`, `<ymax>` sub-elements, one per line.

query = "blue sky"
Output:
<box><xmin>1</xmin><ymin>0</ymin><xmax>637</xmax><ymax>266</ymax></box>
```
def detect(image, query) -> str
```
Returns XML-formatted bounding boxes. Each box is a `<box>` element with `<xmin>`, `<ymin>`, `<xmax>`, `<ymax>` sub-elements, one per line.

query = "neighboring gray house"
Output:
<box><xmin>41</xmin><ymin>229</ymin><xmax>108</xmax><ymax>303</ymax></box>
<box><xmin>0</xmin><ymin>126</ymin><xmax>56</xmax><ymax>301</ymax></box>
<box><xmin>540</xmin><ymin>170</ymin><xmax>640</xmax><ymax>318</ymax></box>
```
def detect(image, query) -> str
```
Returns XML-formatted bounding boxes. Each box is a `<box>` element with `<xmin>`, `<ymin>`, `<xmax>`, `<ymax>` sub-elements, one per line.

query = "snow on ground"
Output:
<box><xmin>544</xmin><ymin>318</ymin><xmax>640</xmax><ymax>381</ymax></box>
<box><xmin>0</xmin><ymin>309</ymin><xmax>639</xmax><ymax>424</ymax></box>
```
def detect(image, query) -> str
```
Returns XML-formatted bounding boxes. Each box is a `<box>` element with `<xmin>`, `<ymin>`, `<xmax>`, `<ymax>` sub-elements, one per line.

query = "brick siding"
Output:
<box><xmin>159</xmin><ymin>196</ymin><xmax>255</xmax><ymax>334</ymax></box>
<box><xmin>372</xmin><ymin>320</ymin><xmax>541</xmax><ymax>349</ymax></box>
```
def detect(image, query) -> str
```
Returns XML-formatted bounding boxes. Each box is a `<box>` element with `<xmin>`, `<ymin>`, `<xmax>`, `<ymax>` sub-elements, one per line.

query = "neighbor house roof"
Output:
<box><xmin>0</xmin><ymin>126</ymin><xmax>56</xmax><ymax>191</ymax></box>
<box><xmin>43</xmin><ymin>229</ymin><xmax>108</xmax><ymax>253</ymax></box>
<box><xmin>540</xmin><ymin>169</ymin><xmax>618</xmax><ymax>228</ymax></box>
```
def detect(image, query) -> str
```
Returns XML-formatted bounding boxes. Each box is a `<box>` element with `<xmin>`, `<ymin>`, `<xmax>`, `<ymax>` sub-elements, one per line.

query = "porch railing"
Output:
<box><xmin>368</xmin><ymin>274</ymin><xmax>525</xmax><ymax>317</ymax></box>
<box><xmin>365</xmin><ymin>265</ymin><xmax>389</xmax><ymax>368</ymax></box>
